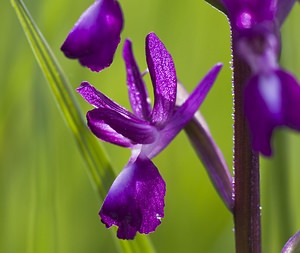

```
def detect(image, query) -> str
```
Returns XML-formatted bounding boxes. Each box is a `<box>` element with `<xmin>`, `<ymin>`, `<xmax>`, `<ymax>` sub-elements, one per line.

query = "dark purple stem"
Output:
<box><xmin>232</xmin><ymin>44</ymin><xmax>261</xmax><ymax>253</ymax></box>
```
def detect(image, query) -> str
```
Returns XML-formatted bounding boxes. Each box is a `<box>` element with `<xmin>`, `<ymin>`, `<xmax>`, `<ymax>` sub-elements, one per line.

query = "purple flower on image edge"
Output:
<box><xmin>244</xmin><ymin>70</ymin><xmax>300</xmax><ymax>156</ymax></box>
<box><xmin>77</xmin><ymin>32</ymin><xmax>222</xmax><ymax>239</ymax></box>
<box><xmin>61</xmin><ymin>0</ymin><xmax>123</xmax><ymax>72</ymax></box>
<box><xmin>220</xmin><ymin>0</ymin><xmax>300</xmax><ymax>156</ymax></box>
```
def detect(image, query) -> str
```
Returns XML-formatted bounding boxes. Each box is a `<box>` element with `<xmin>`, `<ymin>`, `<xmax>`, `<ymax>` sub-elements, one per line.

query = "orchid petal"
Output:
<box><xmin>146</xmin><ymin>32</ymin><xmax>177</xmax><ymax>126</ymax></box>
<box><xmin>244</xmin><ymin>70</ymin><xmax>300</xmax><ymax>156</ymax></box>
<box><xmin>244</xmin><ymin>72</ymin><xmax>282</xmax><ymax>156</ymax></box>
<box><xmin>99</xmin><ymin>153</ymin><xmax>166</xmax><ymax>239</ymax></box>
<box><xmin>77</xmin><ymin>82</ymin><xmax>136</xmax><ymax>119</ymax></box>
<box><xmin>143</xmin><ymin>64</ymin><xmax>222</xmax><ymax>158</ymax></box>
<box><xmin>87</xmin><ymin>108</ymin><xmax>157</xmax><ymax>144</ymax></box>
<box><xmin>61</xmin><ymin>0</ymin><xmax>123</xmax><ymax>72</ymax></box>
<box><xmin>123</xmin><ymin>39</ymin><xmax>152</xmax><ymax>120</ymax></box>
<box><xmin>276</xmin><ymin>0</ymin><xmax>297</xmax><ymax>26</ymax></box>
<box><xmin>86</xmin><ymin>113</ymin><xmax>134</xmax><ymax>147</ymax></box>
<box><xmin>278</xmin><ymin>70</ymin><xmax>300</xmax><ymax>131</ymax></box>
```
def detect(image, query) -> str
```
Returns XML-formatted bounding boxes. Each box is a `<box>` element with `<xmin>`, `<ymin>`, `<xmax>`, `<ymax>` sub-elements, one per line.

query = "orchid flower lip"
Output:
<box><xmin>99</xmin><ymin>152</ymin><xmax>166</xmax><ymax>239</ymax></box>
<box><xmin>146</xmin><ymin>32</ymin><xmax>177</xmax><ymax>126</ymax></box>
<box><xmin>244</xmin><ymin>69</ymin><xmax>300</xmax><ymax>156</ymax></box>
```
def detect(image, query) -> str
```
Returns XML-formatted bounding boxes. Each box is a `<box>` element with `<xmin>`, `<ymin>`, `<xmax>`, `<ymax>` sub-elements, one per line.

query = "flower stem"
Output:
<box><xmin>232</xmin><ymin>47</ymin><xmax>261</xmax><ymax>253</ymax></box>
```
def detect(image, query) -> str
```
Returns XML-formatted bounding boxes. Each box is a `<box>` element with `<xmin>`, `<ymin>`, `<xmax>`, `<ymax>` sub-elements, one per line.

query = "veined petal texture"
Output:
<box><xmin>86</xmin><ymin>113</ymin><xmax>134</xmax><ymax>147</ymax></box>
<box><xmin>146</xmin><ymin>32</ymin><xmax>177</xmax><ymax>126</ymax></box>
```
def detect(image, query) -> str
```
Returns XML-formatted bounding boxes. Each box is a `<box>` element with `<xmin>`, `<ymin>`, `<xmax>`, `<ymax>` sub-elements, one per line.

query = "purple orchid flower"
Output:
<box><xmin>220</xmin><ymin>0</ymin><xmax>299</xmax><ymax>156</ymax></box>
<box><xmin>61</xmin><ymin>0</ymin><xmax>123</xmax><ymax>72</ymax></box>
<box><xmin>77</xmin><ymin>32</ymin><xmax>222</xmax><ymax>239</ymax></box>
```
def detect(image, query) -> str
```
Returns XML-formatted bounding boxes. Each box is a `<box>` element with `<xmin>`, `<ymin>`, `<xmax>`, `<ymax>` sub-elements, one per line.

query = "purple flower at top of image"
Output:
<box><xmin>61</xmin><ymin>0</ymin><xmax>123</xmax><ymax>72</ymax></box>
<box><xmin>77</xmin><ymin>32</ymin><xmax>222</xmax><ymax>239</ymax></box>
<box><xmin>220</xmin><ymin>0</ymin><xmax>300</xmax><ymax>156</ymax></box>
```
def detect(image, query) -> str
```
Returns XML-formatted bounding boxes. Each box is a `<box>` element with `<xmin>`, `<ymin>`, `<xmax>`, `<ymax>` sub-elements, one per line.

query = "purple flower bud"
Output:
<box><xmin>61</xmin><ymin>0</ymin><xmax>123</xmax><ymax>72</ymax></box>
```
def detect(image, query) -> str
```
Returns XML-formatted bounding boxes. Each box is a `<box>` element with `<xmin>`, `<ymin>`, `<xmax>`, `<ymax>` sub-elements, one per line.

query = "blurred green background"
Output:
<box><xmin>1</xmin><ymin>0</ymin><xmax>300</xmax><ymax>252</ymax></box>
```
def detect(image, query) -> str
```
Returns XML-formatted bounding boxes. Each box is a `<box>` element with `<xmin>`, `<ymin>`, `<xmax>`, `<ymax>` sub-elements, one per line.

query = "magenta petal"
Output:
<box><xmin>244</xmin><ymin>70</ymin><xmax>300</xmax><ymax>156</ymax></box>
<box><xmin>123</xmin><ymin>39</ymin><xmax>151</xmax><ymax>120</ymax></box>
<box><xmin>86</xmin><ymin>111</ymin><xmax>133</xmax><ymax>147</ymax></box>
<box><xmin>245</xmin><ymin>73</ymin><xmax>282</xmax><ymax>156</ymax></box>
<box><xmin>99</xmin><ymin>154</ymin><xmax>166</xmax><ymax>239</ymax></box>
<box><xmin>278</xmin><ymin>70</ymin><xmax>300</xmax><ymax>131</ymax></box>
<box><xmin>61</xmin><ymin>0</ymin><xmax>123</xmax><ymax>72</ymax></box>
<box><xmin>77</xmin><ymin>82</ymin><xmax>135</xmax><ymax>118</ymax></box>
<box><xmin>87</xmin><ymin>108</ymin><xmax>157</xmax><ymax>144</ymax></box>
<box><xmin>77</xmin><ymin>81</ymin><xmax>111</xmax><ymax>108</ymax></box>
<box><xmin>142</xmin><ymin>64</ymin><xmax>222</xmax><ymax>158</ymax></box>
<box><xmin>146</xmin><ymin>32</ymin><xmax>177</xmax><ymax>126</ymax></box>
<box><xmin>167</xmin><ymin>64</ymin><xmax>222</xmax><ymax>133</ymax></box>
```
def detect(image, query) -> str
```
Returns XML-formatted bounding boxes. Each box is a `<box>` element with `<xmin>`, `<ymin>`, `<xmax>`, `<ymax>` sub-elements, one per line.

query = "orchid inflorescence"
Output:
<box><xmin>61</xmin><ymin>0</ymin><xmax>300</xmax><ymax>251</ymax></box>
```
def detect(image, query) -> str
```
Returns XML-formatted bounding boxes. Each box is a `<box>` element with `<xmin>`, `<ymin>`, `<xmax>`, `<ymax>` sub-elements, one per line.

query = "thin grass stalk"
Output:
<box><xmin>10</xmin><ymin>0</ymin><xmax>155</xmax><ymax>252</ymax></box>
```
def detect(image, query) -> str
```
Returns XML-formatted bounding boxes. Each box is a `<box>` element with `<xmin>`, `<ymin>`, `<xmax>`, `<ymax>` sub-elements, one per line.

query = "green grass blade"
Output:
<box><xmin>11</xmin><ymin>0</ymin><xmax>113</xmax><ymax>200</ymax></box>
<box><xmin>10</xmin><ymin>0</ymin><xmax>155</xmax><ymax>252</ymax></box>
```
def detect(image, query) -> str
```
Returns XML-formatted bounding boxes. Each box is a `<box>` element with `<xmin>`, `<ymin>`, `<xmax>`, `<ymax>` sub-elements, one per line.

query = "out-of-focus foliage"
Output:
<box><xmin>1</xmin><ymin>0</ymin><xmax>300</xmax><ymax>252</ymax></box>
